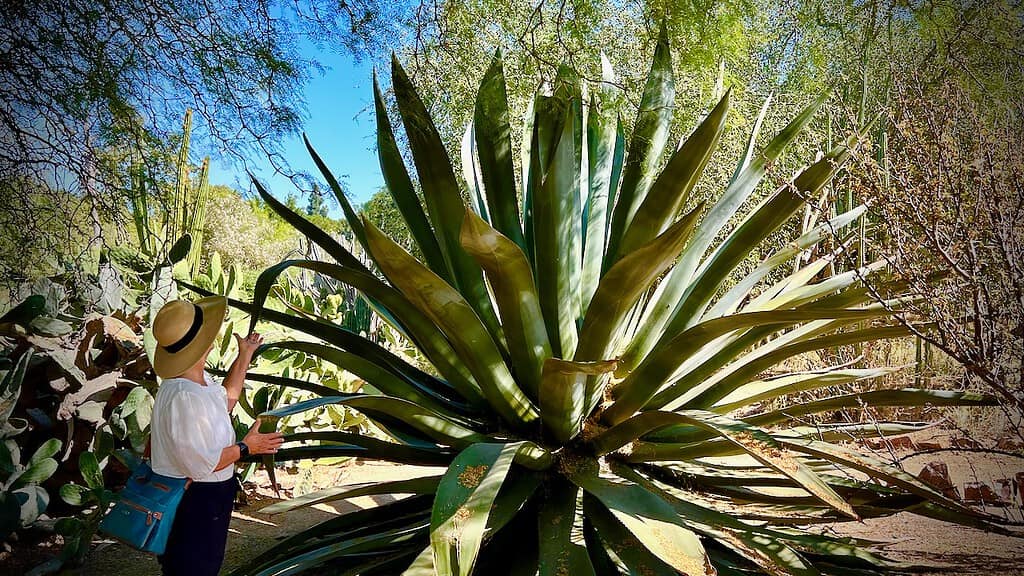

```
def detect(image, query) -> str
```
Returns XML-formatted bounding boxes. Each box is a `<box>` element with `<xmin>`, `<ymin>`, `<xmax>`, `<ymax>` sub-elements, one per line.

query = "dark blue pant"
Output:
<box><xmin>158</xmin><ymin>477</ymin><xmax>238</xmax><ymax>576</ymax></box>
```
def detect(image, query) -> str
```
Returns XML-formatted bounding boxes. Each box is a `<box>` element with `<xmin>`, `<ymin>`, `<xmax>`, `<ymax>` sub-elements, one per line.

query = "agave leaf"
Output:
<box><xmin>746</xmin><ymin>389</ymin><xmax>998</xmax><ymax>428</ymax></box>
<box><xmin>251</xmin><ymin>176</ymin><xmax>367</xmax><ymax>272</ymax></box>
<box><xmin>664</xmin><ymin>133</ymin><xmax>860</xmax><ymax>337</ymax></box>
<box><xmin>474</xmin><ymin>50</ymin><xmax>525</xmax><ymax>249</ymax></box>
<box><xmin>403</xmin><ymin>546</ymin><xmax>436</xmax><ymax>575</ymax></box>
<box><xmin>305</xmin><ymin>136</ymin><xmax>369</xmax><ymax>254</ymax></box>
<box><xmin>614</xmin><ymin>90</ymin><xmax>729</xmax><ymax>260</ymax></box>
<box><xmin>462</xmin><ymin>122</ymin><xmax>491</xmax><ymax>222</ymax></box>
<box><xmin>569</xmin><ymin>460</ymin><xmax>714</xmax><ymax>576</ymax></box>
<box><xmin>229</xmin><ymin>495</ymin><xmax>433</xmax><ymax>576</ymax></box>
<box><xmin>612</xmin><ymin>462</ymin><xmax>821</xmax><ymax>576</ymax></box>
<box><xmin>263</xmin><ymin>476</ymin><xmax>443</xmax><ymax>515</ymax></box>
<box><xmin>678</xmin><ymin>324</ymin><xmax>915</xmax><ymax>411</ymax></box>
<box><xmin>706</xmin><ymin>205</ymin><xmax>868</xmax><ymax>320</ymax></box>
<box><xmin>363</xmin><ymin>218</ymin><xmax>538</xmax><ymax>427</ymax></box>
<box><xmin>711</xmin><ymin>367</ymin><xmax>901</xmax><ymax>414</ymax></box>
<box><xmin>539</xmin><ymin>358</ymin><xmax>617</xmax><ymax>444</ymax></box>
<box><xmin>604</xmin><ymin>309</ymin><xmax>892</xmax><ymax>423</ymax></box>
<box><xmin>594</xmin><ymin>409</ymin><xmax>857</xmax><ymax>519</ymax></box>
<box><xmin>264</xmin><ymin>395</ymin><xmax>488</xmax><ymax>448</ymax></box>
<box><xmin>583</xmin><ymin>494</ymin><xmax>679</xmax><ymax>576</ymax></box>
<box><xmin>776</xmin><ymin>437</ymin><xmax>996</xmax><ymax>521</ymax></box>
<box><xmin>248</xmin><ymin>259</ymin><xmax>483</xmax><ymax>408</ymax></box>
<box><xmin>619</xmin><ymin>93</ymin><xmax>829</xmax><ymax>373</ymax></box>
<box><xmin>261</xmin><ymin>340</ymin><xmax>474</xmax><ymax>425</ymax></box>
<box><xmin>390</xmin><ymin>56</ymin><xmax>501</xmax><ymax>338</ymax></box>
<box><xmin>273</xmin><ymin>432</ymin><xmax>453</xmax><ymax>467</ymax></box>
<box><xmin>581</xmin><ymin>95</ymin><xmax>625</xmax><ymax>310</ymax></box>
<box><xmin>430</xmin><ymin>442</ymin><xmax>527</xmax><ymax>576</ymax></box>
<box><xmin>210</xmin><ymin>368</ymin><xmax>344</xmax><ymax>398</ymax></box>
<box><xmin>460</xmin><ymin>209</ymin><xmax>551</xmax><ymax>399</ymax></box>
<box><xmin>576</xmin><ymin>202</ymin><xmax>703</xmax><ymax>364</ymax></box>
<box><xmin>250</xmin><ymin>521</ymin><xmax>428</xmax><ymax>576</ymax></box>
<box><xmin>538</xmin><ymin>477</ymin><xmax>597</xmax><ymax>576</ymax></box>
<box><xmin>728</xmin><ymin>93</ymin><xmax>773</xmax><ymax>187</ymax></box>
<box><xmin>372</xmin><ymin>72</ymin><xmax>448</xmax><ymax>275</ymax></box>
<box><xmin>534</xmin><ymin>99</ymin><xmax>582</xmax><ymax>358</ymax></box>
<box><xmin>605</xmin><ymin>21</ymin><xmax>676</xmax><ymax>264</ymax></box>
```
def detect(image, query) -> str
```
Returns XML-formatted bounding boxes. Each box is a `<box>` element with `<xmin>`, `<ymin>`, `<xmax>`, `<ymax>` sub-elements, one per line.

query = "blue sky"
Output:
<box><xmin>207</xmin><ymin>47</ymin><xmax>384</xmax><ymax>214</ymax></box>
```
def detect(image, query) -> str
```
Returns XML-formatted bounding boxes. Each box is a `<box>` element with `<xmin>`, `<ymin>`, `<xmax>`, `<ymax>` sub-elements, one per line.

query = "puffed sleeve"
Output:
<box><xmin>165</xmin><ymin>391</ymin><xmax>222</xmax><ymax>479</ymax></box>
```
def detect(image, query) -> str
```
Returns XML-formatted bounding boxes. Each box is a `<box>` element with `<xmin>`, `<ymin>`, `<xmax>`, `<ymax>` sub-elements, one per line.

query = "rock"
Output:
<box><xmin>994</xmin><ymin>478</ymin><xmax>1015</xmax><ymax>502</ymax></box>
<box><xmin>888</xmin><ymin>436</ymin><xmax>915</xmax><ymax>450</ymax></box>
<box><xmin>963</xmin><ymin>481</ymin><xmax>1009</xmax><ymax>506</ymax></box>
<box><xmin>916</xmin><ymin>441</ymin><xmax>942</xmax><ymax>451</ymax></box>
<box><xmin>996</xmin><ymin>436</ymin><xmax>1024</xmax><ymax>451</ymax></box>
<box><xmin>1016</xmin><ymin>472</ymin><xmax>1024</xmax><ymax>504</ymax></box>
<box><xmin>952</xmin><ymin>437</ymin><xmax>981</xmax><ymax>450</ymax></box>
<box><xmin>918</xmin><ymin>461</ymin><xmax>960</xmax><ymax>500</ymax></box>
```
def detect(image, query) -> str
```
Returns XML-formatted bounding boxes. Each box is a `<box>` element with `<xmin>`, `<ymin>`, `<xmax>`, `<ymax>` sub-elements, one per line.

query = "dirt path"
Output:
<box><xmin>50</xmin><ymin>449</ymin><xmax>1024</xmax><ymax>575</ymax></box>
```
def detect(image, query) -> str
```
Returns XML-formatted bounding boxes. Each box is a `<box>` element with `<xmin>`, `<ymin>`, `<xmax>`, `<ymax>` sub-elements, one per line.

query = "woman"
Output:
<box><xmin>148</xmin><ymin>296</ymin><xmax>284</xmax><ymax>576</ymax></box>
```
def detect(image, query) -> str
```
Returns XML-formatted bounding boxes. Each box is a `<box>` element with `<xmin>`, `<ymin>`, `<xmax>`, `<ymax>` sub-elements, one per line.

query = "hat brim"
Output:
<box><xmin>152</xmin><ymin>296</ymin><xmax>228</xmax><ymax>379</ymax></box>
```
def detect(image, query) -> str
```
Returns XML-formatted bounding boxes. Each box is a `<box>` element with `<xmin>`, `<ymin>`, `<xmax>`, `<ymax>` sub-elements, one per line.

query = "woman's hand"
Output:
<box><xmin>233</xmin><ymin>331</ymin><xmax>264</xmax><ymax>363</ymax></box>
<box><xmin>242</xmin><ymin>418</ymin><xmax>284</xmax><ymax>455</ymax></box>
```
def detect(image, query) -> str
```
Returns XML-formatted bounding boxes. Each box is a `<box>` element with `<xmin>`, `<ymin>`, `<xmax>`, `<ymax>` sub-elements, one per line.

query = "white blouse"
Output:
<box><xmin>151</xmin><ymin>371</ymin><xmax>236</xmax><ymax>483</ymax></box>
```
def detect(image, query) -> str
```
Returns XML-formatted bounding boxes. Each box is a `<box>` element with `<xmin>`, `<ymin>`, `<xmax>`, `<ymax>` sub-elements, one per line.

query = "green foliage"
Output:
<box><xmin>225</xmin><ymin>40</ymin><xmax>1012</xmax><ymax>575</ymax></box>
<box><xmin>0</xmin><ymin>351</ymin><xmax>62</xmax><ymax>542</ymax></box>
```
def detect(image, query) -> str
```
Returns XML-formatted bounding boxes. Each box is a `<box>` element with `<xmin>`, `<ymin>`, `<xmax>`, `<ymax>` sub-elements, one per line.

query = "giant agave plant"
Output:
<box><xmin>207</xmin><ymin>27</ymin><xmax>1012</xmax><ymax>576</ymax></box>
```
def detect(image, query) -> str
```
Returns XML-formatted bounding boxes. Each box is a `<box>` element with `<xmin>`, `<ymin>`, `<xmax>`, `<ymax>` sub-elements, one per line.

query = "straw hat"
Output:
<box><xmin>151</xmin><ymin>296</ymin><xmax>227</xmax><ymax>379</ymax></box>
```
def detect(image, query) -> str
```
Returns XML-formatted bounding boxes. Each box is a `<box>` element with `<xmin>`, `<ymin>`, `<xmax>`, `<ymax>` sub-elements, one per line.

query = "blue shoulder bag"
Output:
<box><xmin>99</xmin><ymin>461</ymin><xmax>191</xmax><ymax>555</ymax></box>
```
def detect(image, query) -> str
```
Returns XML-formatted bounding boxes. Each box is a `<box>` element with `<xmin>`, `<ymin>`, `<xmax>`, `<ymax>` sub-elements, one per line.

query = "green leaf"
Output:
<box><xmin>390</xmin><ymin>56</ymin><xmax>501</xmax><ymax>338</ymax></box>
<box><xmin>460</xmin><ymin>209</ymin><xmax>550</xmax><ymax>400</ymax></box>
<box><xmin>167</xmin><ymin>233</ymin><xmax>192</xmax><ymax>265</ymax></box>
<box><xmin>263</xmin><ymin>476</ymin><xmax>442</xmax><ymax>515</ymax></box>
<box><xmin>581</xmin><ymin>96</ymin><xmax>624</xmax><ymax>311</ymax></box>
<box><xmin>612</xmin><ymin>462</ymin><xmax>822</xmax><ymax>576</ymax></box>
<box><xmin>0</xmin><ymin>295</ymin><xmax>46</xmax><ymax>326</ymax></box>
<box><xmin>79</xmin><ymin>451</ymin><xmax>103</xmax><ymax>490</ymax></box>
<box><xmin>0</xmin><ymin>351</ymin><xmax>31</xmax><ymax>424</ymax></box>
<box><xmin>746</xmin><ymin>389</ymin><xmax>998</xmax><ymax>428</ymax></box>
<box><xmin>567</xmin><ymin>459</ymin><xmax>713</xmax><ymax>575</ymax></box>
<box><xmin>663</xmin><ymin>134</ymin><xmax>859</xmax><ymax>336</ymax></box>
<box><xmin>539</xmin><ymin>358</ymin><xmax>617</xmax><ymax>445</ymax></box>
<box><xmin>273</xmin><ymin>432</ymin><xmax>453</xmax><ymax>467</ymax></box>
<box><xmin>583</xmin><ymin>494</ymin><xmax>678</xmax><ymax>576</ymax></box>
<box><xmin>619</xmin><ymin>93</ymin><xmax>829</xmax><ymax>373</ymax></box>
<box><xmin>362</xmin><ymin>218</ymin><xmax>538</xmax><ymax>427</ymax></box>
<box><xmin>262</xmin><ymin>341</ymin><xmax>476</xmax><ymax>425</ymax></box>
<box><xmin>605</xmin><ymin>21</ymin><xmax>676</xmax><ymax>265</ymax></box>
<box><xmin>304</xmin><ymin>136</ymin><xmax>369</xmax><ymax>254</ymax></box>
<box><xmin>604</xmin><ymin>308</ymin><xmax>892</xmax><ymax>423</ymax></box>
<box><xmin>678</xmin><ymin>323</ymin><xmax>914</xmax><ymax>411</ymax></box>
<box><xmin>474</xmin><ymin>50</ymin><xmax>525</xmax><ymax>250</ymax></box>
<box><xmin>615</xmin><ymin>90</ymin><xmax>729</xmax><ymax>260</ymax></box>
<box><xmin>60</xmin><ymin>483</ymin><xmax>90</xmax><ymax>506</ymax></box>
<box><xmin>533</xmin><ymin>98</ymin><xmax>582</xmax><ymax>358</ymax></box>
<box><xmin>248</xmin><ymin>260</ymin><xmax>482</xmax><ymax>407</ymax></box>
<box><xmin>538</xmin><ymin>477</ymin><xmax>596</xmax><ymax>576</ymax></box>
<box><xmin>28</xmin><ymin>438</ymin><xmax>61</xmax><ymax>467</ymax></box>
<box><xmin>14</xmin><ymin>457</ymin><xmax>58</xmax><ymax>486</ymax></box>
<box><xmin>373</xmin><ymin>71</ymin><xmax>449</xmax><ymax>277</ymax></box>
<box><xmin>430</xmin><ymin>442</ymin><xmax>526</xmax><ymax>576</ymax></box>
<box><xmin>251</xmin><ymin>176</ymin><xmax>367</xmax><ymax>272</ymax></box>
<box><xmin>777</xmin><ymin>437</ymin><xmax>993</xmax><ymax>521</ymax></box>
<box><xmin>264</xmin><ymin>395</ymin><xmax>487</xmax><ymax>449</ymax></box>
<box><xmin>591</xmin><ymin>409</ymin><xmax>858</xmax><ymax>519</ymax></box>
<box><xmin>576</xmin><ymin>203</ymin><xmax>703</xmax><ymax>364</ymax></box>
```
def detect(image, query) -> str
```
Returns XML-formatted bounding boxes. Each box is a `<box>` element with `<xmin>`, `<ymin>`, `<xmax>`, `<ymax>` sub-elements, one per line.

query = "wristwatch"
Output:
<box><xmin>236</xmin><ymin>441</ymin><xmax>250</xmax><ymax>458</ymax></box>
